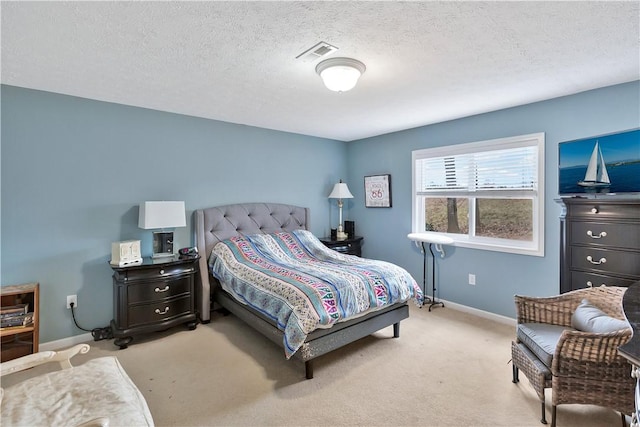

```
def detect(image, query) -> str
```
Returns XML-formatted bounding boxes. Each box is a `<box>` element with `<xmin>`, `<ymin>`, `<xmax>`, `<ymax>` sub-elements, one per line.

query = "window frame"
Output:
<box><xmin>411</xmin><ymin>132</ymin><xmax>545</xmax><ymax>257</ymax></box>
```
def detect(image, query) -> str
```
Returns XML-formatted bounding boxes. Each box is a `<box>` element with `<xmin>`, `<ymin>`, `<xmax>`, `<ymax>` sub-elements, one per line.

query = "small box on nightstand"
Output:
<box><xmin>110</xmin><ymin>240</ymin><xmax>143</xmax><ymax>267</ymax></box>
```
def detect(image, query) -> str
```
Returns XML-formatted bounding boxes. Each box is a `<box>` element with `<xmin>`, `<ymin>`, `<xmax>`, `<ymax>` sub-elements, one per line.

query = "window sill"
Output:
<box><xmin>408</xmin><ymin>231</ymin><xmax>543</xmax><ymax>257</ymax></box>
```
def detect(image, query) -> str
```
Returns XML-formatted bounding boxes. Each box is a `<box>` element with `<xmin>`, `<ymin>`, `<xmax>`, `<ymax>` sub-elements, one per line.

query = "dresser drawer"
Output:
<box><xmin>571</xmin><ymin>246</ymin><xmax>640</xmax><ymax>277</ymax></box>
<box><xmin>566</xmin><ymin>201</ymin><xmax>640</xmax><ymax>220</ymax></box>
<box><xmin>570</xmin><ymin>271</ymin><xmax>638</xmax><ymax>289</ymax></box>
<box><xmin>572</xmin><ymin>221</ymin><xmax>640</xmax><ymax>250</ymax></box>
<box><xmin>127</xmin><ymin>276</ymin><xmax>191</xmax><ymax>304</ymax></box>
<box><xmin>128</xmin><ymin>295</ymin><xmax>192</xmax><ymax>328</ymax></box>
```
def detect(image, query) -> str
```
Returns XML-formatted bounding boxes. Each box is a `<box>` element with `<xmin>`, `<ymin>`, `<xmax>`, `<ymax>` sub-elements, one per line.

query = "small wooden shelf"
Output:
<box><xmin>0</xmin><ymin>325</ymin><xmax>35</xmax><ymax>337</ymax></box>
<box><xmin>1</xmin><ymin>283</ymin><xmax>39</xmax><ymax>362</ymax></box>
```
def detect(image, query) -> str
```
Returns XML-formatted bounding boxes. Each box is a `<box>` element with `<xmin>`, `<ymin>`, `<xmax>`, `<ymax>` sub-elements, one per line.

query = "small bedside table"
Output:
<box><xmin>319</xmin><ymin>236</ymin><xmax>363</xmax><ymax>257</ymax></box>
<box><xmin>110</xmin><ymin>255</ymin><xmax>199</xmax><ymax>349</ymax></box>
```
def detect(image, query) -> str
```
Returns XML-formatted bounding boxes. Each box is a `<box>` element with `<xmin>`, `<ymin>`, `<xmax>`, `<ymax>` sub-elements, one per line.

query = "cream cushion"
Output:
<box><xmin>1</xmin><ymin>356</ymin><xmax>153</xmax><ymax>427</ymax></box>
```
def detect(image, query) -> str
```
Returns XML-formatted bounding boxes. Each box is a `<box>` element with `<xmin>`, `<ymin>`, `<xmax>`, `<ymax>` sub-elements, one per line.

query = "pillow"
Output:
<box><xmin>571</xmin><ymin>299</ymin><xmax>629</xmax><ymax>333</ymax></box>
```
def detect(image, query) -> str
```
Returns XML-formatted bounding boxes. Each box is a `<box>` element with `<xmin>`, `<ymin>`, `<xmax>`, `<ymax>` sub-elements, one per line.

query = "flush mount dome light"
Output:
<box><xmin>315</xmin><ymin>57</ymin><xmax>366</xmax><ymax>92</ymax></box>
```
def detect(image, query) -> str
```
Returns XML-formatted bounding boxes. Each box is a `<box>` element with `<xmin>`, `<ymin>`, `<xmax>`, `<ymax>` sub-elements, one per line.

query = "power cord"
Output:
<box><xmin>69</xmin><ymin>302</ymin><xmax>113</xmax><ymax>341</ymax></box>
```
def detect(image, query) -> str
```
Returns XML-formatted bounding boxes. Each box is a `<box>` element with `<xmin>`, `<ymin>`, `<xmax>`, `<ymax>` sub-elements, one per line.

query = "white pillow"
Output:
<box><xmin>571</xmin><ymin>299</ymin><xmax>629</xmax><ymax>333</ymax></box>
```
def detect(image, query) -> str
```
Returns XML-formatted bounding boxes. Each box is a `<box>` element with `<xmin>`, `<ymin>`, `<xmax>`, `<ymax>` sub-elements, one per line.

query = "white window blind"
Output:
<box><xmin>416</xmin><ymin>141</ymin><xmax>539</xmax><ymax>196</ymax></box>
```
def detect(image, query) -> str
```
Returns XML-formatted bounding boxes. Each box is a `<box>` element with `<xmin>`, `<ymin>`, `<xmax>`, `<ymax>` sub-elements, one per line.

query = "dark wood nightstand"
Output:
<box><xmin>110</xmin><ymin>255</ymin><xmax>199</xmax><ymax>349</ymax></box>
<box><xmin>319</xmin><ymin>236</ymin><xmax>363</xmax><ymax>257</ymax></box>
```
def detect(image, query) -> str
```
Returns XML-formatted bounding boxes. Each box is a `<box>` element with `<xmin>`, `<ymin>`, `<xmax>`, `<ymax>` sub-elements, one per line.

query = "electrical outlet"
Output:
<box><xmin>468</xmin><ymin>274</ymin><xmax>476</xmax><ymax>285</ymax></box>
<box><xmin>66</xmin><ymin>295</ymin><xmax>77</xmax><ymax>309</ymax></box>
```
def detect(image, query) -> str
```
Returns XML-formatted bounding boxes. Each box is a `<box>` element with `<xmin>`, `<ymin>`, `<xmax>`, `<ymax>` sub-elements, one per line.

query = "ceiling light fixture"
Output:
<box><xmin>315</xmin><ymin>57</ymin><xmax>366</xmax><ymax>92</ymax></box>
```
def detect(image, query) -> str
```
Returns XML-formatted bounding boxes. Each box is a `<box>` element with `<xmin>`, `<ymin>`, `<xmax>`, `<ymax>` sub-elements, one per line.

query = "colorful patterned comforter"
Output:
<box><xmin>209</xmin><ymin>229</ymin><xmax>423</xmax><ymax>358</ymax></box>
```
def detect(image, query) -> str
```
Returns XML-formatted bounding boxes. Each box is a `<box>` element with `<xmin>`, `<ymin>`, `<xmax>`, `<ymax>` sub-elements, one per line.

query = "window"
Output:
<box><xmin>412</xmin><ymin>133</ymin><xmax>544</xmax><ymax>256</ymax></box>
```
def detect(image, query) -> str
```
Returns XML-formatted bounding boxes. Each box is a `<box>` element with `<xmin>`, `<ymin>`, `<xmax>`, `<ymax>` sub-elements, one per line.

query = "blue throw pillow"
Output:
<box><xmin>571</xmin><ymin>299</ymin><xmax>629</xmax><ymax>333</ymax></box>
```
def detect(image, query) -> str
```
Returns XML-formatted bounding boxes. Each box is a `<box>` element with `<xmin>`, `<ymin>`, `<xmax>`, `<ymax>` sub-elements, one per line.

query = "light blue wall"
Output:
<box><xmin>1</xmin><ymin>85</ymin><xmax>347</xmax><ymax>343</ymax></box>
<box><xmin>346</xmin><ymin>81</ymin><xmax>640</xmax><ymax>317</ymax></box>
<box><xmin>2</xmin><ymin>82</ymin><xmax>638</xmax><ymax>344</ymax></box>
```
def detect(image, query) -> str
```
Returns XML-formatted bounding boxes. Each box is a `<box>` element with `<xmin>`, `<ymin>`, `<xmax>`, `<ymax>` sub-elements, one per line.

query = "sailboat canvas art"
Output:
<box><xmin>577</xmin><ymin>141</ymin><xmax>611</xmax><ymax>189</ymax></box>
<box><xmin>559</xmin><ymin>128</ymin><xmax>640</xmax><ymax>196</ymax></box>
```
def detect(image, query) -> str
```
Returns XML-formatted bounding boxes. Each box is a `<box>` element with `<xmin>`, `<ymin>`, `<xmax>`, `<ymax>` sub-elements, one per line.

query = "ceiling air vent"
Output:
<box><xmin>296</xmin><ymin>41</ymin><xmax>339</xmax><ymax>62</ymax></box>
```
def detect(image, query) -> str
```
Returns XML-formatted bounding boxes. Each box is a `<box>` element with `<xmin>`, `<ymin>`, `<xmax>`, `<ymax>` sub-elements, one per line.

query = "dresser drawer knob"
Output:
<box><xmin>159</xmin><ymin>269</ymin><xmax>165</xmax><ymax>275</ymax></box>
<box><xmin>586</xmin><ymin>255</ymin><xmax>606</xmax><ymax>265</ymax></box>
<box><xmin>590</xmin><ymin>207</ymin><xmax>599</xmax><ymax>214</ymax></box>
<box><xmin>586</xmin><ymin>230</ymin><xmax>607</xmax><ymax>239</ymax></box>
<box><xmin>154</xmin><ymin>306</ymin><xmax>170</xmax><ymax>315</ymax></box>
<box><xmin>154</xmin><ymin>285</ymin><xmax>170</xmax><ymax>293</ymax></box>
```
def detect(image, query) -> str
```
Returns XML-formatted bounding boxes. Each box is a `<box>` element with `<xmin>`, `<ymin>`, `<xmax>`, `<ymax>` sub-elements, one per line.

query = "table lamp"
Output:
<box><xmin>328</xmin><ymin>180</ymin><xmax>354</xmax><ymax>240</ymax></box>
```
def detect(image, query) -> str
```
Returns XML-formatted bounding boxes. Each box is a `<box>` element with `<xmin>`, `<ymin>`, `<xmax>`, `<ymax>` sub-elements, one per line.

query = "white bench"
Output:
<box><xmin>1</xmin><ymin>344</ymin><xmax>154</xmax><ymax>427</ymax></box>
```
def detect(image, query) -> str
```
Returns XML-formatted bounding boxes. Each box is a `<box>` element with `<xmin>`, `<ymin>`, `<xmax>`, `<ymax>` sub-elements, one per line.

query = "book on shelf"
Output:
<box><xmin>0</xmin><ymin>312</ymin><xmax>34</xmax><ymax>329</ymax></box>
<box><xmin>1</xmin><ymin>304</ymin><xmax>29</xmax><ymax>318</ymax></box>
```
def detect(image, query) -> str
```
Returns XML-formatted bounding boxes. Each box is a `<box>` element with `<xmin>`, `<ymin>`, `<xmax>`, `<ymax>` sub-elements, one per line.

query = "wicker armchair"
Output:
<box><xmin>511</xmin><ymin>286</ymin><xmax>634</xmax><ymax>427</ymax></box>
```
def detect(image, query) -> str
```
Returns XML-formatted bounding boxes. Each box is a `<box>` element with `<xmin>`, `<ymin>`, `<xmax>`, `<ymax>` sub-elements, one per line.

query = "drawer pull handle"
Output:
<box><xmin>586</xmin><ymin>281</ymin><xmax>606</xmax><ymax>288</ymax></box>
<box><xmin>586</xmin><ymin>230</ymin><xmax>607</xmax><ymax>239</ymax></box>
<box><xmin>586</xmin><ymin>255</ymin><xmax>606</xmax><ymax>265</ymax></box>
<box><xmin>159</xmin><ymin>269</ymin><xmax>165</xmax><ymax>275</ymax></box>
<box><xmin>154</xmin><ymin>285</ymin><xmax>170</xmax><ymax>293</ymax></box>
<box><xmin>590</xmin><ymin>207</ymin><xmax>599</xmax><ymax>214</ymax></box>
<box><xmin>154</xmin><ymin>306</ymin><xmax>170</xmax><ymax>315</ymax></box>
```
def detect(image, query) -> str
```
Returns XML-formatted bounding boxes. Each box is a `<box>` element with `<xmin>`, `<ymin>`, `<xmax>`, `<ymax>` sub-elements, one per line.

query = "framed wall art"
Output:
<box><xmin>364</xmin><ymin>174</ymin><xmax>392</xmax><ymax>208</ymax></box>
<box><xmin>558</xmin><ymin>128</ymin><xmax>640</xmax><ymax>196</ymax></box>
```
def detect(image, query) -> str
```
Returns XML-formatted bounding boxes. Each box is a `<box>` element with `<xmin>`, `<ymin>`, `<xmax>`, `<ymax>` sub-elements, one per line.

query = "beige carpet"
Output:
<box><xmin>3</xmin><ymin>304</ymin><xmax>628</xmax><ymax>426</ymax></box>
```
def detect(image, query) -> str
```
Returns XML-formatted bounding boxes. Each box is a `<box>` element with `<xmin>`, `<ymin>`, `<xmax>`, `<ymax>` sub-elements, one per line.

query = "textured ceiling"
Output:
<box><xmin>2</xmin><ymin>1</ymin><xmax>639</xmax><ymax>141</ymax></box>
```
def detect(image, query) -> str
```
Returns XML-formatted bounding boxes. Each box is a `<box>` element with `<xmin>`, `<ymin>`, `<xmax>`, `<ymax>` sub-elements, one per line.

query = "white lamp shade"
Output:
<box><xmin>328</xmin><ymin>182</ymin><xmax>354</xmax><ymax>199</ymax></box>
<box><xmin>316</xmin><ymin>58</ymin><xmax>366</xmax><ymax>92</ymax></box>
<box><xmin>138</xmin><ymin>201</ymin><xmax>186</xmax><ymax>229</ymax></box>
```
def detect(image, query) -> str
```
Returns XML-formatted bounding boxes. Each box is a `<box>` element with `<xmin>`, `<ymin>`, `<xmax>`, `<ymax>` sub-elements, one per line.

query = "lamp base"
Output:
<box><xmin>153</xmin><ymin>231</ymin><xmax>175</xmax><ymax>258</ymax></box>
<box><xmin>336</xmin><ymin>231</ymin><xmax>348</xmax><ymax>241</ymax></box>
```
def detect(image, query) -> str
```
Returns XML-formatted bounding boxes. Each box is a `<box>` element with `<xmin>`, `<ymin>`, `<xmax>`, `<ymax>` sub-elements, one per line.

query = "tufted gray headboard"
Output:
<box><xmin>194</xmin><ymin>202</ymin><xmax>310</xmax><ymax>322</ymax></box>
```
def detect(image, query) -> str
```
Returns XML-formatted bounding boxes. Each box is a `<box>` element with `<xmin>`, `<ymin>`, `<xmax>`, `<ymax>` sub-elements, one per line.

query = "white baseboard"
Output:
<box><xmin>441</xmin><ymin>299</ymin><xmax>516</xmax><ymax>327</ymax></box>
<box><xmin>40</xmin><ymin>332</ymin><xmax>93</xmax><ymax>351</ymax></box>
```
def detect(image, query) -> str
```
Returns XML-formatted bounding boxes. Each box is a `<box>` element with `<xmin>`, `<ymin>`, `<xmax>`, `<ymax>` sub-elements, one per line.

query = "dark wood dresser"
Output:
<box><xmin>559</xmin><ymin>197</ymin><xmax>640</xmax><ymax>293</ymax></box>
<box><xmin>110</xmin><ymin>256</ymin><xmax>199</xmax><ymax>348</ymax></box>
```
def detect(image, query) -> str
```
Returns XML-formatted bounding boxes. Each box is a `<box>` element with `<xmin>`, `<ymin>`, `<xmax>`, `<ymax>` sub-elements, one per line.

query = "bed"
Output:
<box><xmin>194</xmin><ymin>202</ymin><xmax>422</xmax><ymax>378</ymax></box>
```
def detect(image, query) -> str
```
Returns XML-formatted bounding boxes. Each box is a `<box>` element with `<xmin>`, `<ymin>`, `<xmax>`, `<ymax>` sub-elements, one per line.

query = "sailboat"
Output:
<box><xmin>578</xmin><ymin>141</ymin><xmax>611</xmax><ymax>189</ymax></box>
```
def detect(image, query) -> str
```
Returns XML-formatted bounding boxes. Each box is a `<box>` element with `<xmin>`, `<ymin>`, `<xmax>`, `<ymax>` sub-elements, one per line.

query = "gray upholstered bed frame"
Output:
<box><xmin>194</xmin><ymin>202</ymin><xmax>409</xmax><ymax>379</ymax></box>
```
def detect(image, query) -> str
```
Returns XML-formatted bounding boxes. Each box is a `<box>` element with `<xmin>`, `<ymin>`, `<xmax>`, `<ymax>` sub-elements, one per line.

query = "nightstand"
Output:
<box><xmin>319</xmin><ymin>236</ymin><xmax>363</xmax><ymax>257</ymax></box>
<box><xmin>110</xmin><ymin>256</ymin><xmax>199</xmax><ymax>349</ymax></box>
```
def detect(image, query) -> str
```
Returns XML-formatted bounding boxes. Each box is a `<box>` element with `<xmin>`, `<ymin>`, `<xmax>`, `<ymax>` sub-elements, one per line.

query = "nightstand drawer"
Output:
<box><xmin>114</xmin><ymin>263</ymin><xmax>195</xmax><ymax>282</ymax></box>
<box><xmin>319</xmin><ymin>236</ymin><xmax>363</xmax><ymax>257</ymax></box>
<box><xmin>570</xmin><ymin>246</ymin><xmax>640</xmax><ymax>277</ymax></box>
<box><xmin>571</xmin><ymin>221</ymin><xmax>640</xmax><ymax>250</ymax></box>
<box><xmin>127</xmin><ymin>277</ymin><xmax>191</xmax><ymax>304</ymax></box>
<box><xmin>331</xmin><ymin>243</ymin><xmax>355</xmax><ymax>253</ymax></box>
<box><xmin>128</xmin><ymin>295</ymin><xmax>192</xmax><ymax>328</ymax></box>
